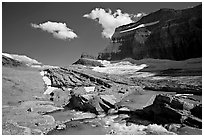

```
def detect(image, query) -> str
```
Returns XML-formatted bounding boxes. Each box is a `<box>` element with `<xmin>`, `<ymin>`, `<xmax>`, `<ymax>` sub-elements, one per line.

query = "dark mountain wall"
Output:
<box><xmin>98</xmin><ymin>5</ymin><xmax>202</xmax><ymax>61</ymax></box>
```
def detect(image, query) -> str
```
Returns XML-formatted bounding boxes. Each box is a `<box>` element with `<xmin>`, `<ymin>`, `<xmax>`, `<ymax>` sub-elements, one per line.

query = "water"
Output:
<box><xmin>47</xmin><ymin>118</ymin><xmax>107</xmax><ymax>135</ymax></box>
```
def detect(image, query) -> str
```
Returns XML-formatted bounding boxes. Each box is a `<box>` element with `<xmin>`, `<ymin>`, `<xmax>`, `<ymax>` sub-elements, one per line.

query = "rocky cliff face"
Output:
<box><xmin>98</xmin><ymin>5</ymin><xmax>202</xmax><ymax>61</ymax></box>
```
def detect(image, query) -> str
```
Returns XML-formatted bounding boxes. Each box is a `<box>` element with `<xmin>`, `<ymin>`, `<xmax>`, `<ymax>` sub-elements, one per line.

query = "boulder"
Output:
<box><xmin>184</xmin><ymin>115</ymin><xmax>202</xmax><ymax>129</ymax></box>
<box><xmin>190</xmin><ymin>104</ymin><xmax>202</xmax><ymax>119</ymax></box>
<box><xmin>140</xmin><ymin>94</ymin><xmax>202</xmax><ymax>128</ymax></box>
<box><xmin>66</xmin><ymin>89</ymin><xmax>118</xmax><ymax>114</ymax></box>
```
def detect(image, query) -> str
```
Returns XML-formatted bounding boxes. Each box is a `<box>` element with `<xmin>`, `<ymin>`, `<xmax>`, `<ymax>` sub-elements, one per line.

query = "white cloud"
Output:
<box><xmin>83</xmin><ymin>8</ymin><xmax>135</xmax><ymax>38</ymax></box>
<box><xmin>31</xmin><ymin>21</ymin><xmax>78</xmax><ymax>40</ymax></box>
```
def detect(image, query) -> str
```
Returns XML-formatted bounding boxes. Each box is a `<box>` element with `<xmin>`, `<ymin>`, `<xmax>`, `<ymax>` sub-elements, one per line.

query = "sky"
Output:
<box><xmin>2</xmin><ymin>2</ymin><xmax>201</xmax><ymax>66</ymax></box>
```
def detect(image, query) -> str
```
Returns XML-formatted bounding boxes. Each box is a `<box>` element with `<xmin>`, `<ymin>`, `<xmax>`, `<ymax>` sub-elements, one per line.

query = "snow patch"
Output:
<box><xmin>97</xmin><ymin>60</ymin><xmax>111</xmax><ymax>66</ymax></box>
<box><xmin>40</xmin><ymin>71</ymin><xmax>45</xmax><ymax>76</ymax></box>
<box><xmin>3</xmin><ymin>53</ymin><xmax>60</xmax><ymax>68</ymax></box>
<box><xmin>2</xmin><ymin>52</ymin><xmax>41</xmax><ymax>65</ymax></box>
<box><xmin>120</xmin><ymin>24</ymin><xmax>145</xmax><ymax>33</ymax></box>
<box><xmin>175</xmin><ymin>94</ymin><xmax>193</xmax><ymax>96</ymax></box>
<box><xmin>92</xmin><ymin>61</ymin><xmax>147</xmax><ymax>74</ymax></box>
<box><xmin>129</xmin><ymin>72</ymin><xmax>156</xmax><ymax>78</ymax></box>
<box><xmin>30</xmin><ymin>65</ymin><xmax>42</xmax><ymax>68</ymax></box>
<box><xmin>2</xmin><ymin>53</ymin><xmax>14</xmax><ymax>59</ymax></box>
<box><xmin>44</xmin><ymin>87</ymin><xmax>59</xmax><ymax>95</ymax></box>
<box><xmin>11</xmin><ymin>54</ymin><xmax>40</xmax><ymax>64</ymax></box>
<box><xmin>120</xmin><ymin>21</ymin><xmax>159</xmax><ymax>33</ymax></box>
<box><xmin>42</xmin><ymin>76</ymin><xmax>52</xmax><ymax>86</ymax></box>
<box><xmin>84</xmin><ymin>87</ymin><xmax>95</xmax><ymax>92</ymax></box>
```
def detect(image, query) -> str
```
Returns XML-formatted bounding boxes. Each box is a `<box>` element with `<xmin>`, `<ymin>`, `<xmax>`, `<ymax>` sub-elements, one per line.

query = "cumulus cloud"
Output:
<box><xmin>83</xmin><ymin>8</ymin><xmax>136</xmax><ymax>38</ymax></box>
<box><xmin>31</xmin><ymin>21</ymin><xmax>78</xmax><ymax>40</ymax></box>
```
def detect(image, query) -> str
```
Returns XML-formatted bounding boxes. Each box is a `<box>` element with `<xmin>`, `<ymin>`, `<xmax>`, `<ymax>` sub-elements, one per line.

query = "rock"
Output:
<box><xmin>66</xmin><ymin>93</ymin><xmax>98</xmax><ymax>114</ymax></box>
<box><xmin>153</xmin><ymin>94</ymin><xmax>196</xmax><ymax>111</ymax></box>
<box><xmin>98</xmin><ymin>5</ymin><xmax>201</xmax><ymax>61</ymax></box>
<box><xmin>80</xmin><ymin>52</ymin><xmax>97</xmax><ymax>60</ymax></box>
<box><xmin>27</xmin><ymin>108</ymin><xmax>33</xmax><ymax>112</ymax></box>
<box><xmin>184</xmin><ymin>116</ymin><xmax>202</xmax><ymax>129</ymax></box>
<box><xmin>100</xmin><ymin>94</ymin><xmax>117</xmax><ymax>107</ymax></box>
<box><xmin>73</xmin><ymin>58</ymin><xmax>104</xmax><ymax>67</ymax></box>
<box><xmin>56</xmin><ymin>124</ymin><xmax>66</xmax><ymax>130</ymax></box>
<box><xmin>84</xmin><ymin>86</ymin><xmax>95</xmax><ymax>93</ymax></box>
<box><xmin>140</xmin><ymin>76</ymin><xmax>202</xmax><ymax>95</ymax></box>
<box><xmin>176</xmin><ymin>125</ymin><xmax>202</xmax><ymax>135</ymax></box>
<box><xmin>108</xmin><ymin>108</ymin><xmax>118</xmax><ymax>114</ymax></box>
<box><xmin>44</xmin><ymin>67</ymin><xmax>114</xmax><ymax>88</ymax></box>
<box><xmin>190</xmin><ymin>104</ymin><xmax>202</xmax><ymax>119</ymax></box>
<box><xmin>118</xmin><ymin>107</ymin><xmax>130</xmax><ymax>112</ymax></box>
<box><xmin>164</xmin><ymin>124</ymin><xmax>182</xmax><ymax>132</ymax></box>
<box><xmin>140</xmin><ymin>94</ymin><xmax>201</xmax><ymax>128</ymax></box>
<box><xmin>49</xmin><ymin>88</ymin><xmax>71</xmax><ymax>107</ymax></box>
<box><xmin>65</xmin><ymin>88</ymin><xmax>119</xmax><ymax>114</ymax></box>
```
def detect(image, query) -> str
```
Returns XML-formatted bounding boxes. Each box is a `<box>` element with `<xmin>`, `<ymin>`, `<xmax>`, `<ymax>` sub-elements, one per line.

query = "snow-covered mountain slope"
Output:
<box><xmin>2</xmin><ymin>53</ymin><xmax>59</xmax><ymax>69</ymax></box>
<box><xmin>2</xmin><ymin>53</ymin><xmax>41</xmax><ymax>65</ymax></box>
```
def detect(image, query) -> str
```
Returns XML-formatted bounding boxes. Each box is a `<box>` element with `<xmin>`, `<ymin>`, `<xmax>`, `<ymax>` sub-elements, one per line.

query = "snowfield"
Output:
<box><xmin>120</xmin><ymin>21</ymin><xmax>159</xmax><ymax>33</ymax></box>
<box><xmin>92</xmin><ymin>61</ymin><xmax>148</xmax><ymax>75</ymax></box>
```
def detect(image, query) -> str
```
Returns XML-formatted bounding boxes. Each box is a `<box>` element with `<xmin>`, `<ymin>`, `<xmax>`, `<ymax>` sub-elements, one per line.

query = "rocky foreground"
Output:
<box><xmin>2</xmin><ymin>57</ymin><xmax>202</xmax><ymax>135</ymax></box>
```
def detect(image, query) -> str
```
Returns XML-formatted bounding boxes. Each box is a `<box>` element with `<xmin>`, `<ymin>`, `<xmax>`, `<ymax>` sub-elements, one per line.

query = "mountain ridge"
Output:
<box><xmin>98</xmin><ymin>4</ymin><xmax>202</xmax><ymax>61</ymax></box>
<box><xmin>2</xmin><ymin>53</ymin><xmax>42</xmax><ymax>66</ymax></box>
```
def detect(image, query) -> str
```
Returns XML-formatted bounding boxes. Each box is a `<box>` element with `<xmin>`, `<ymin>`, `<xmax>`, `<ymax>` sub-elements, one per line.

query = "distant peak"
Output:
<box><xmin>2</xmin><ymin>52</ymin><xmax>42</xmax><ymax>65</ymax></box>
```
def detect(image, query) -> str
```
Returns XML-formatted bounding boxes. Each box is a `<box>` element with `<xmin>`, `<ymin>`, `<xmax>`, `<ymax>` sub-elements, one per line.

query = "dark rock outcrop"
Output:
<box><xmin>98</xmin><ymin>4</ymin><xmax>202</xmax><ymax>61</ymax></box>
<box><xmin>66</xmin><ymin>89</ymin><xmax>117</xmax><ymax>114</ymax></box>
<box><xmin>140</xmin><ymin>94</ymin><xmax>202</xmax><ymax>128</ymax></box>
<box><xmin>73</xmin><ymin>58</ymin><xmax>104</xmax><ymax>67</ymax></box>
<box><xmin>190</xmin><ymin>104</ymin><xmax>202</xmax><ymax>119</ymax></box>
<box><xmin>80</xmin><ymin>52</ymin><xmax>97</xmax><ymax>60</ymax></box>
